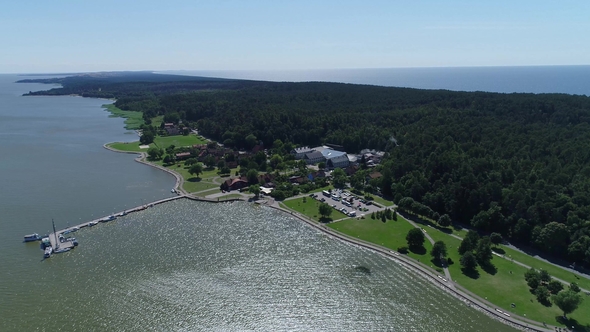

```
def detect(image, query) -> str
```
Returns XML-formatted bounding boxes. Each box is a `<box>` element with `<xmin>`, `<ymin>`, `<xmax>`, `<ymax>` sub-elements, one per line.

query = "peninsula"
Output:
<box><xmin>20</xmin><ymin>72</ymin><xmax>590</xmax><ymax>331</ymax></box>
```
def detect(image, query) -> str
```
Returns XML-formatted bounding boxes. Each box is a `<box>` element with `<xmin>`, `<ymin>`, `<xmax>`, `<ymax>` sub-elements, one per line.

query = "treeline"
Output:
<box><xmin>21</xmin><ymin>72</ymin><xmax>590</xmax><ymax>266</ymax></box>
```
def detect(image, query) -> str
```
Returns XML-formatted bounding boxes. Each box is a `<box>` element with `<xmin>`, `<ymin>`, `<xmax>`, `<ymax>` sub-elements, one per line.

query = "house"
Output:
<box><xmin>304</xmin><ymin>151</ymin><xmax>325</xmax><ymax>165</ymax></box>
<box><xmin>289</xmin><ymin>175</ymin><xmax>306</xmax><ymax>184</ymax></box>
<box><xmin>345</xmin><ymin>165</ymin><xmax>359</xmax><ymax>176</ymax></box>
<box><xmin>291</xmin><ymin>146</ymin><xmax>314</xmax><ymax>159</ymax></box>
<box><xmin>175</xmin><ymin>152</ymin><xmax>192</xmax><ymax>160</ymax></box>
<box><xmin>165</xmin><ymin>126</ymin><xmax>181</xmax><ymax>136</ymax></box>
<box><xmin>220</xmin><ymin>177</ymin><xmax>249</xmax><ymax>191</ymax></box>
<box><xmin>327</xmin><ymin>154</ymin><xmax>350</xmax><ymax>169</ymax></box>
<box><xmin>257</xmin><ymin>173</ymin><xmax>275</xmax><ymax>186</ymax></box>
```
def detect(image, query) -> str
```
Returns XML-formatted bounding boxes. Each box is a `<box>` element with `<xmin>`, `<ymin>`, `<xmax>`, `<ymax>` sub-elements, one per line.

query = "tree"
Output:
<box><xmin>569</xmin><ymin>282</ymin><xmax>581</xmax><ymax>293</ymax></box>
<box><xmin>269</xmin><ymin>154</ymin><xmax>283</xmax><ymax>169</ymax></box>
<box><xmin>534</xmin><ymin>222</ymin><xmax>569</xmax><ymax>253</ymax></box>
<box><xmin>437</xmin><ymin>214</ymin><xmax>451</xmax><ymax>227</ymax></box>
<box><xmin>245</xmin><ymin>134</ymin><xmax>257</xmax><ymax>149</ymax></box>
<box><xmin>525</xmin><ymin>268</ymin><xmax>541</xmax><ymax>289</ymax></box>
<box><xmin>406</xmin><ymin>228</ymin><xmax>425</xmax><ymax>248</ymax></box>
<box><xmin>547</xmin><ymin>279</ymin><xmax>564</xmax><ymax>294</ymax></box>
<box><xmin>204</xmin><ymin>155</ymin><xmax>216</xmax><ymax>169</ymax></box>
<box><xmin>552</xmin><ymin>290</ymin><xmax>584</xmax><ymax>318</ymax></box>
<box><xmin>249</xmin><ymin>185</ymin><xmax>260</xmax><ymax>198</ymax></box>
<box><xmin>319</xmin><ymin>203</ymin><xmax>333</xmax><ymax>219</ymax></box>
<box><xmin>490</xmin><ymin>232</ymin><xmax>503</xmax><ymax>247</ymax></box>
<box><xmin>140</xmin><ymin>131</ymin><xmax>154</xmax><ymax>145</ymax></box>
<box><xmin>246</xmin><ymin>169</ymin><xmax>259</xmax><ymax>184</ymax></box>
<box><xmin>539</xmin><ymin>269</ymin><xmax>551</xmax><ymax>283</ymax></box>
<box><xmin>332</xmin><ymin>168</ymin><xmax>348</xmax><ymax>188</ymax></box>
<box><xmin>163</xmin><ymin>154</ymin><xmax>173</xmax><ymax>164</ymax></box>
<box><xmin>458</xmin><ymin>230</ymin><xmax>480</xmax><ymax>255</ymax></box>
<box><xmin>217</xmin><ymin>160</ymin><xmax>226</xmax><ymax>169</ymax></box>
<box><xmin>475</xmin><ymin>236</ymin><xmax>493</xmax><ymax>265</ymax></box>
<box><xmin>165</xmin><ymin>144</ymin><xmax>176</xmax><ymax>155</ymax></box>
<box><xmin>535</xmin><ymin>286</ymin><xmax>550</xmax><ymax>304</ymax></box>
<box><xmin>460</xmin><ymin>251</ymin><xmax>478</xmax><ymax>271</ymax></box>
<box><xmin>431</xmin><ymin>241</ymin><xmax>448</xmax><ymax>261</ymax></box>
<box><xmin>147</xmin><ymin>147</ymin><xmax>163</xmax><ymax>160</ymax></box>
<box><xmin>188</xmin><ymin>163</ymin><xmax>203</xmax><ymax>177</ymax></box>
<box><xmin>318</xmin><ymin>162</ymin><xmax>326</xmax><ymax>170</ymax></box>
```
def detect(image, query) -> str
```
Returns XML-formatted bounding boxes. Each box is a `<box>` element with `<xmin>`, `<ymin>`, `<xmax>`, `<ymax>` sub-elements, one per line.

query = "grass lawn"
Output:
<box><xmin>153</xmin><ymin>135</ymin><xmax>207</xmax><ymax>149</ymax></box>
<box><xmin>498</xmin><ymin>245</ymin><xmax>590</xmax><ymax>291</ymax></box>
<box><xmin>426</xmin><ymin>225</ymin><xmax>590</xmax><ymax>329</ymax></box>
<box><xmin>198</xmin><ymin>188</ymin><xmax>223</xmax><ymax>196</ymax></box>
<box><xmin>283</xmin><ymin>197</ymin><xmax>348</xmax><ymax>222</ymax></box>
<box><xmin>103</xmin><ymin>104</ymin><xmax>144</xmax><ymax>130</ymax></box>
<box><xmin>107</xmin><ymin>141</ymin><xmax>152</xmax><ymax>152</ymax></box>
<box><xmin>151</xmin><ymin>115</ymin><xmax>164</xmax><ymax>128</ymax></box>
<box><xmin>369</xmin><ymin>195</ymin><xmax>395</xmax><ymax>207</ymax></box>
<box><xmin>328</xmin><ymin>217</ymin><xmax>433</xmax><ymax>263</ymax></box>
<box><xmin>154</xmin><ymin>162</ymin><xmax>219</xmax><ymax>193</ymax></box>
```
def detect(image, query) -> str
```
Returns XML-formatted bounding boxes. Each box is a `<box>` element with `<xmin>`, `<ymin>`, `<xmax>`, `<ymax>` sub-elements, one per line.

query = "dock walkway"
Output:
<box><xmin>48</xmin><ymin>195</ymin><xmax>187</xmax><ymax>250</ymax></box>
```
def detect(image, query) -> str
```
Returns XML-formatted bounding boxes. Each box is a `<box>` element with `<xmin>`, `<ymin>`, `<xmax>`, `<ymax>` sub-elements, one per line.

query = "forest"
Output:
<box><xmin>20</xmin><ymin>72</ymin><xmax>590</xmax><ymax>266</ymax></box>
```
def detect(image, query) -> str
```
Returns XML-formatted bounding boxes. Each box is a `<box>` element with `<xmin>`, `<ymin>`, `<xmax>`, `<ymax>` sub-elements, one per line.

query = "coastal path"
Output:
<box><xmin>268</xmin><ymin>200</ymin><xmax>555</xmax><ymax>332</ymax></box>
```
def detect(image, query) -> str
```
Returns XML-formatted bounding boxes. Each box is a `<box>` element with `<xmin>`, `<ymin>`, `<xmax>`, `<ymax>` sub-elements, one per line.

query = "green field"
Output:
<box><xmin>107</xmin><ymin>141</ymin><xmax>152</xmax><ymax>152</ymax></box>
<box><xmin>498</xmin><ymin>245</ymin><xmax>590</xmax><ymax>291</ymax></box>
<box><xmin>107</xmin><ymin>134</ymin><xmax>207</xmax><ymax>153</ymax></box>
<box><xmin>328</xmin><ymin>217</ymin><xmax>433</xmax><ymax>263</ymax></box>
<box><xmin>426</xmin><ymin>225</ymin><xmax>590</xmax><ymax>329</ymax></box>
<box><xmin>153</xmin><ymin>135</ymin><xmax>207</xmax><ymax>149</ymax></box>
<box><xmin>369</xmin><ymin>195</ymin><xmax>395</xmax><ymax>207</ymax></box>
<box><xmin>283</xmin><ymin>197</ymin><xmax>348</xmax><ymax>222</ymax></box>
<box><xmin>103</xmin><ymin>104</ymin><xmax>144</xmax><ymax>130</ymax></box>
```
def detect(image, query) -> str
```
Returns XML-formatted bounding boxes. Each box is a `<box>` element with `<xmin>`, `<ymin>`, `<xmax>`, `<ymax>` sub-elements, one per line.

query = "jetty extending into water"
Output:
<box><xmin>34</xmin><ymin>194</ymin><xmax>244</xmax><ymax>258</ymax></box>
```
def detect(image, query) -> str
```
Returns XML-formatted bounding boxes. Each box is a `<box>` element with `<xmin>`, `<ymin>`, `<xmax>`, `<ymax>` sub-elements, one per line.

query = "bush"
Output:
<box><xmin>397</xmin><ymin>246</ymin><xmax>409</xmax><ymax>254</ymax></box>
<box><xmin>447</xmin><ymin>257</ymin><xmax>454</xmax><ymax>265</ymax></box>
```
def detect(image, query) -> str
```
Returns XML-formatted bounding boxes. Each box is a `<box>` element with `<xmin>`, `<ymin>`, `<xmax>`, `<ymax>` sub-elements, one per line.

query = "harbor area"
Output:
<box><xmin>29</xmin><ymin>195</ymin><xmax>187</xmax><ymax>259</ymax></box>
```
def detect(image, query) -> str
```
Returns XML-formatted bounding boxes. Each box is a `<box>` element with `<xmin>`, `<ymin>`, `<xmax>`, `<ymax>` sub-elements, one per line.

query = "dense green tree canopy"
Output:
<box><xmin>406</xmin><ymin>228</ymin><xmax>425</xmax><ymax>248</ymax></box>
<box><xmin>552</xmin><ymin>290</ymin><xmax>584</xmax><ymax>318</ymax></box>
<box><xmin>23</xmin><ymin>72</ymin><xmax>590</xmax><ymax>265</ymax></box>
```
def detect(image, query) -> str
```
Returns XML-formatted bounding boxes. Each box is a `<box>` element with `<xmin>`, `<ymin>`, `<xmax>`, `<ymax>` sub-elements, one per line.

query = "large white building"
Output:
<box><xmin>291</xmin><ymin>146</ymin><xmax>314</xmax><ymax>159</ymax></box>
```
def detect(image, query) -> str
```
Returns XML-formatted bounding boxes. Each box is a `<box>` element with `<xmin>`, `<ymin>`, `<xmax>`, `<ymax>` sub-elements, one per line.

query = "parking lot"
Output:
<box><xmin>309</xmin><ymin>189</ymin><xmax>386</xmax><ymax>218</ymax></box>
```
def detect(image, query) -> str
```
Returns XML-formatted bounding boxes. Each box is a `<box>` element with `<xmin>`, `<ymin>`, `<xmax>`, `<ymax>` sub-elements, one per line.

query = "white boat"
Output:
<box><xmin>88</xmin><ymin>221</ymin><xmax>98</xmax><ymax>227</ymax></box>
<box><xmin>54</xmin><ymin>247</ymin><xmax>71</xmax><ymax>254</ymax></box>
<box><xmin>44</xmin><ymin>246</ymin><xmax>53</xmax><ymax>258</ymax></box>
<box><xmin>62</xmin><ymin>227</ymin><xmax>79</xmax><ymax>234</ymax></box>
<box><xmin>24</xmin><ymin>233</ymin><xmax>41</xmax><ymax>242</ymax></box>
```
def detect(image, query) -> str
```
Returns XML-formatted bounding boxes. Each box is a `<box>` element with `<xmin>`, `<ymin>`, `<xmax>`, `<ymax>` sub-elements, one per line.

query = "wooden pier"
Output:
<box><xmin>47</xmin><ymin>195</ymin><xmax>187</xmax><ymax>251</ymax></box>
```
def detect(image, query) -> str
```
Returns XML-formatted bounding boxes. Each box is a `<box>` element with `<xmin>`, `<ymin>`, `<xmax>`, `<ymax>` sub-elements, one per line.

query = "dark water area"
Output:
<box><xmin>166</xmin><ymin>65</ymin><xmax>590</xmax><ymax>95</ymax></box>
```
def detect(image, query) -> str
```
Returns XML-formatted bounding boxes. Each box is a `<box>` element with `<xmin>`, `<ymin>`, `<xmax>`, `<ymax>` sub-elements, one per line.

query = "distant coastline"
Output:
<box><xmin>161</xmin><ymin>65</ymin><xmax>590</xmax><ymax>96</ymax></box>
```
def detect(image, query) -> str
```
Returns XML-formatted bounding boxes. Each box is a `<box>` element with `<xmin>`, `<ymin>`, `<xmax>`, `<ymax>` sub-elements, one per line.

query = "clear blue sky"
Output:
<box><xmin>1</xmin><ymin>0</ymin><xmax>588</xmax><ymax>73</ymax></box>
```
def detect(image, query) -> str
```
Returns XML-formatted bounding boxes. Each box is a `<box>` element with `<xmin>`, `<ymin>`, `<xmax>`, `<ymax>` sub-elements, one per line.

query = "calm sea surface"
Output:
<box><xmin>167</xmin><ymin>65</ymin><xmax>590</xmax><ymax>96</ymax></box>
<box><xmin>0</xmin><ymin>74</ymin><xmax>516</xmax><ymax>331</ymax></box>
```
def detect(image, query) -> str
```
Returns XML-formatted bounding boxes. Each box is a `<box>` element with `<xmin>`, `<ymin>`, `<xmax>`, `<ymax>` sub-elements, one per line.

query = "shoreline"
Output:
<box><xmin>267</xmin><ymin>204</ymin><xmax>552</xmax><ymax>332</ymax></box>
<box><xmin>103</xmin><ymin>145</ymin><xmax>553</xmax><ymax>332</ymax></box>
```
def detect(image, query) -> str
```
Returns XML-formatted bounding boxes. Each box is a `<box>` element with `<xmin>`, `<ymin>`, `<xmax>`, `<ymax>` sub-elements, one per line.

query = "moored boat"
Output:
<box><xmin>44</xmin><ymin>246</ymin><xmax>53</xmax><ymax>258</ymax></box>
<box><xmin>24</xmin><ymin>233</ymin><xmax>41</xmax><ymax>242</ymax></box>
<box><xmin>54</xmin><ymin>247</ymin><xmax>71</xmax><ymax>254</ymax></box>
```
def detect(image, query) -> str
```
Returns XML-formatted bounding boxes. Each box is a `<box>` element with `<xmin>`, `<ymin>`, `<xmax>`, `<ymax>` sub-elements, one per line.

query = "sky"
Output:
<box><xmin>1</xmin><ymin>0</ymin><xmax>588</xmax><ymax>73</ymax></box>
